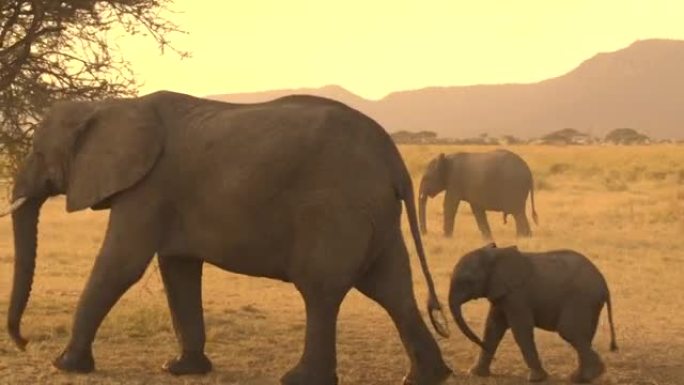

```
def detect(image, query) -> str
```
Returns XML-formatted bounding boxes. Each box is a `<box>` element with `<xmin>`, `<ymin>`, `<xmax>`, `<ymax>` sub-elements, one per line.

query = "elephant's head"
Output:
<box><xmin>448</xmin><ymin>243</ymin><xmax>532</xmax><ymax>350</ymax></box>
<box><xmin>418</xmin><ymin>153</ymin><xmax>448</xmax><ymax>234</ymax></box>
<box><xmin>1</xmin><ymin>96</ymin><xmax>163</xmax><ymax>349</ymax></box>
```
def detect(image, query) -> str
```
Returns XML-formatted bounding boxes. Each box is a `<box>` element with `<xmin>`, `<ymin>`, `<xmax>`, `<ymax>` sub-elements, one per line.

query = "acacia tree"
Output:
<box><xmin>0</xmin><ymin>0</ymin><xmax>186</xmax><ymax>177</ymax></box>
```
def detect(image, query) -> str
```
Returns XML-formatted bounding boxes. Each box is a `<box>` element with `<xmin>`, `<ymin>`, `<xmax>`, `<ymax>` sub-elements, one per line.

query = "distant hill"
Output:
<box><xmin>209</xmin><ymin>39</ymin><xmax>684</xmax><ymax>139</ymax></box>
<box><xmin>209</xmin><ymin>85</ymin><xmax>370</xmax><ymax>111</ymax></box>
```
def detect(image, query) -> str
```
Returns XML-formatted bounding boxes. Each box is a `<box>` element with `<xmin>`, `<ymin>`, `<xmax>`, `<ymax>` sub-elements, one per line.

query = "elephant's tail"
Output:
<box><xmin>529</xmin><ymin>180</ymin><xmax>539</xmax><ymax>225</ymax></box>
<box><xmin>606</xmin><ymin>289</ymin><xmax>618</xmax><ymax>352</ymax></box>
<box><xmin>400</xmin><ymin>173</ymin><xmax>450</xmax><ymax>338</ymax></box>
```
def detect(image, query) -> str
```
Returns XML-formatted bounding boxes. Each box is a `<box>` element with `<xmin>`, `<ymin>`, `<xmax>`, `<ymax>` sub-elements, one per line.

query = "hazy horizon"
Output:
<box><xmin>117</xmin><ymin>1</ymin><xmax>684</xmax><ymax>99</ymax></box>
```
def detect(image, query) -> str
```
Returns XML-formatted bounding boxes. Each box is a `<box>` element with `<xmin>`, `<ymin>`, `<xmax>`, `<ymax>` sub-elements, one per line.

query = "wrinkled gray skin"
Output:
<box><xmin>6</xmin><ymin>91</ymin><xmax>455</xmax><ymax>385</ymax></box>
<box><xmin>449</xmin><ymin>243</ymin><xmax>618</xmax><ymax>383</ymax></box>
<box><xmin>419</xmin><ymin>150</ymin><xmax>538</xmax><ymax>239</ymax></box>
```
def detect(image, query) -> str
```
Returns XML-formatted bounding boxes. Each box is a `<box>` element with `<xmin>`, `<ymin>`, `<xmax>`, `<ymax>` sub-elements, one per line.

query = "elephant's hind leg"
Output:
<box><xmin>281</xmin><ymin>209</ymin><xmax>368</xmax><ymax>385</ymax></box>
<box><xmin>158</xmin><ymin>255</ymin><xmax>212</xmax><ymax>375</ymax></box>
<box><xmin>558</xmin><ymin>302</ymin><xmax>605</xmax><ymax>383</ymax></box>
<box><xmin>281</xmin><ymin>287</ymin><xmax>346</xmax><ymax>385</ymax></box>
<box><xmin>356</xmin><ymin>230</ymin><xmax>452</xmax><ymax>385</ymax></box>
<box><xmin>513</xmin><ymin>211</ymin><xmax>532</xmax><ymax>238</ymax></box>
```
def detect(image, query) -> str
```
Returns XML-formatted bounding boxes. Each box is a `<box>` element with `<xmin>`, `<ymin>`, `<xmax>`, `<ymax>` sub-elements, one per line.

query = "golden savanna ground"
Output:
<box><xmin>0</xmin><ymin>145</ymin><xmax>683</xmax><ymax>384</ymax></box>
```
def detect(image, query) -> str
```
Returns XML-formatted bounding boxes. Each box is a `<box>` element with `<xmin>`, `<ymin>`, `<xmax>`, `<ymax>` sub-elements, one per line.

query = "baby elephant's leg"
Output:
<box><xmin>558</xmin><ymin>302</ymin><xmax>605</xmax><ymax>383</ymax></box>
<box><xmin>568</xmin><ymin>342</ymin><xmax>605</xmax><ymax>383</ymax></box>
<box><xmin>508</xmin><ymin>311</ymin><xmax>548</xmax><ymax>382</ymax></box>
<box><xmin>470</xmin><ymin>307</ymin><xmax>508</xmax><ymax>377</ymax></box>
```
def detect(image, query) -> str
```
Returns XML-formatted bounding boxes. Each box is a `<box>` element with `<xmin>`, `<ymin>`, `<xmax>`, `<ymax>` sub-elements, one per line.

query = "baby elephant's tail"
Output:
<box><xmin>606</xmin><ymin>290</ymin><xmax>618</xmax><ymax>352</ymax></box>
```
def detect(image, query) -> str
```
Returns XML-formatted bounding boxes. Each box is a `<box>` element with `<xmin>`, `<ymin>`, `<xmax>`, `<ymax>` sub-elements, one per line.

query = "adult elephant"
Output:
<box><xmin>1</xmin><ymin>91</ymin><xmax>455</xmax><ymax>385</ymax></box>
<box><xmin>418</xmin><ymin>150</ymin><xmax>538</xmax><ymax>239</ymax></box>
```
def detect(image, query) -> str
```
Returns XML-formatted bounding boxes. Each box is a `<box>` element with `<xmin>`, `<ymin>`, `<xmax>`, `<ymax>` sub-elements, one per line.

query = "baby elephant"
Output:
<box><xmin>448</xmin><ymin>243</ymin><xmax>617</xmax><ymax>383</ymax></box>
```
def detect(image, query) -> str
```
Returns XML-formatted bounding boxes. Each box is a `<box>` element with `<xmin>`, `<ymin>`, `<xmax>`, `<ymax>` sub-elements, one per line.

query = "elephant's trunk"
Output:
<box><xmin>449</xmin><ymin>291</ymin><xmax>486</xmax><ymax>350</ymax></box>
<box><xmin>8</xmin><ymin>196</ymin><xmax>44</xmax><ymax>350</ymax></box>
<box><xmin>418</xmin><ymin>182</ymin><xmax>428</xmax><ymax>234</ymax></box>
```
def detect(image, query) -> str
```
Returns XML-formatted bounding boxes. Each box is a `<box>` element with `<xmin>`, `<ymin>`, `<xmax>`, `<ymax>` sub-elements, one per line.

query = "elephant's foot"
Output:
<box><xmin>280</xmin><ymin>366</ymin><xmax>338</xmax><ymax>385</ymax></box>
<box><xmin>468</xmin><ymin>363</ymin><xmax>492</xmax><ymax>377</ymax></box>
<box><xmin>402</xmin><ymin>368</ymin><xmax>455</xmax><ymax>385</ymax></box>
<box><xmin>403</xmin><ymin>373</ymin><xmax>460</xmax><ymax>385</ymax></box>
<box><xmin>162</xmin><ymin>351</ymin><xmax>212</xmax><ymax>375</ymax></box>
<box><xmin>527</xmin><ymin>367</ymin><xmax>549</xmax><ymax>382</ymax></box>
<box><xmin>52</xmin><ymin>348</ymin><xmax>95</xmax><ymax>373</ymax></box>
<box><xmin>570</xmin><ymin>359</ymin><xmax>605</xmax><ymax>383</ymax></box>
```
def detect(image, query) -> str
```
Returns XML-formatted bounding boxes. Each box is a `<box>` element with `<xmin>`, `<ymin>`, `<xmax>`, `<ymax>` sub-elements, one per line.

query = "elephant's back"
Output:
<box><xmin>159</xmin><ymin>95</ymin><xmax>403</xmax><ymax>212</ymax></box>
<box><xmin>490</xmin><ymin>150</ymin><xmax>533</xmax><ymax>178</ymax></box>
<box><xmin>458</xmin><ymin>150</ymin><xmax>533</xmax><ymax>209</ymax></box>
<box><xmin>530</xmin><ymin>250</ymin><xmax>609</xmax><ymax>300</ymax></box>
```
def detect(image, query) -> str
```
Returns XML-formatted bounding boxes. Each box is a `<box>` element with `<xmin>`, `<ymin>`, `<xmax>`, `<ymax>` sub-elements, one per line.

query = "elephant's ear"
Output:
<box><xmin>437</xmin><ymin>152</ymin><xmax>449</xmax><ymax>178</ymax></box>
<box><xmin>486</xmin><ymin>246</ymin><xmax>532</xmax><ymax>301</ymax></box>
<box><xmin>437</xmin><ymin>153</ymin><xmax>447</xmax><ymax>168</ymax></box>
<box><xmin>66</xmin><ymin>100</ymin><xmax>163</xmax><ymax>212</ymax></box>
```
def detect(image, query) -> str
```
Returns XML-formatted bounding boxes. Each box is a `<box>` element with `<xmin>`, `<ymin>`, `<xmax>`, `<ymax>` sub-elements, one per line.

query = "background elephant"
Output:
<box><xmin>2</xmin><ymin>91</ymin><xmax>455</xmax><ymax>385</ymax></box>
<box><xmin>448</xmin><ymin>243</ymin><xmax>617</xmax><ymax>383</ymax></box>
<box><xmin>419</xmin><ymin>149</ymin><xmax>538</xmax><ymax>239</ymax></box>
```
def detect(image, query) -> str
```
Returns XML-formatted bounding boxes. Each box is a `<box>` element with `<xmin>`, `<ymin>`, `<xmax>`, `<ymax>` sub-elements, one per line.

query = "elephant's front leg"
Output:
<box><xmin>158</xmin><ymin>255</ymin><xmax>212</xmax><ymax>375</ymax></box>
<box><xmin>53</xmin><ymin>206</ymin><xmax>161</xmax><ymax>373</ymax></box>
<box><xmin>443</xmin><ymin>192</ymin><xmax>460</xmax><ymax>237</ymax></box>
<box><xmin>470</xmin><ymin>306</ymin><xmax>508</xmax><ymax>377</ymax></box>
<box><xmin>507</xmin><ymin>309</ymin><xmax>548</xmax><ymax>382</ymax></box>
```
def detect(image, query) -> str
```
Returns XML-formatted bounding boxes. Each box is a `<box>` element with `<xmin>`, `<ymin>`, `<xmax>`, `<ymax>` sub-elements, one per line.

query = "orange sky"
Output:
<box><xmin>119</xmin><ymin>0</ymin><xmax>684</xmax><ymax>99</ymax></box>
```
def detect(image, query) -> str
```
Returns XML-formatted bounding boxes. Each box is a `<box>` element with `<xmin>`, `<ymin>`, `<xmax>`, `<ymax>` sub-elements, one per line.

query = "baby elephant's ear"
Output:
<box><xmin>486</xmin><ymin>246</ymin><xmax>532</xmax><ymax>301</ymax></box>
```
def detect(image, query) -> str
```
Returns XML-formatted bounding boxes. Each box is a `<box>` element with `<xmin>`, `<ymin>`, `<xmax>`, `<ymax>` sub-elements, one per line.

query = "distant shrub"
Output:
<box><xmin>391</xmin><ymin>130</ymin><xmax>438</xmax><ymax>144</ymax></box>
<box><xmin>549</xmin><ymin>162</ymin><xmax>571</xmax><ymax>175</ymax></box>
<box><xmin>647</xmin><ymin>171</ymin><xmax>669</xmax><ymax>181</ymax></box>
<box><xmin>500</xmin><ymin>135</ymin><xmax>522</xmax><ymax>144</ymax></box>
<box><xmin>540</xmin><ymin>128</ymin><xmax>594</xmax><ymax>145</ymax></box>
<box><xmin>535</xmin><ymin>176</ymin><xmax>553</xmax><ymax>191</ymax></box>
<box><xmin>605</xmin><ymin>128</ymin><xmax>651</xmax><ymax>145</ymax></box>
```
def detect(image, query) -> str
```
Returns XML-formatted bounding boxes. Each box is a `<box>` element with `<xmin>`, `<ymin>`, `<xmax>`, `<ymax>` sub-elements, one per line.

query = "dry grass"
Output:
<box><xmin>0</xmin><ymin>144</ymin><xmax>683</xmax><ymax>384</ymax></box>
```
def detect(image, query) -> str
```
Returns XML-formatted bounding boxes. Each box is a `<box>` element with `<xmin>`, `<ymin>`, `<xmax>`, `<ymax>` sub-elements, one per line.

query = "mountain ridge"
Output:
<box><xmin>209</xmin><ymin>39</ymin><xmax>684</xmax><ymax>139</ymax></box>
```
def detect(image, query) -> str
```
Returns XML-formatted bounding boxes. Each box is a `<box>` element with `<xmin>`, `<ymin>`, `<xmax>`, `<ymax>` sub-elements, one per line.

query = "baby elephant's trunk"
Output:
<box><xmin>448</xmin><ymin>290</ymin><xmax>486</xmax><ymax>350</ymax></box>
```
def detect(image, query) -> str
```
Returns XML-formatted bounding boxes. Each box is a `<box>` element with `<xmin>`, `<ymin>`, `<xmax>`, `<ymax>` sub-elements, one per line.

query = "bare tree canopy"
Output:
<box><xmin>0</xmin><ymin>0</ymin><xmax>186</xmax><ymax>176</ymax></box>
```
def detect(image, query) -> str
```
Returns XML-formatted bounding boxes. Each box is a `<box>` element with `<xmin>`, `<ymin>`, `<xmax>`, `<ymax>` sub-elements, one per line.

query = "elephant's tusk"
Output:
<box><xmin>0</xmin><ymin>197</ymin><xmax>27</xmax><ymax>217</ymax></box>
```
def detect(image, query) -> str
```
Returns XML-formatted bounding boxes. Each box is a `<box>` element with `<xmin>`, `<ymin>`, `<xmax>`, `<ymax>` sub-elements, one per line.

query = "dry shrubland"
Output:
<box><xmin>0</xmin><ymin>144</ymin><xmax>682</xmax><ymax>384</ymax></box>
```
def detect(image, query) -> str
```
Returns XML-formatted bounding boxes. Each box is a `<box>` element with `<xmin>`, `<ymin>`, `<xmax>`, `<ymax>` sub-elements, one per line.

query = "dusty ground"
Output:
<box><xmin>0</xmin><ymin>144</ymin><xmax>682</xmax><ymax>384</ymax></box>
